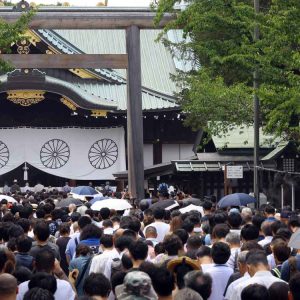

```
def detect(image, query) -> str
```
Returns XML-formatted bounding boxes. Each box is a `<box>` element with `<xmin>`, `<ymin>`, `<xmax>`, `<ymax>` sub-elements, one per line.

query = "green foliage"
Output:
<box><xmin>0</xmin><ymin>8</ymin><xmax>34</xmax><ymax>71</ymax></box>
<box><xmin>154</xmin><ymin>0</ymin><xmax>300</xmax><ymax>142</ymax></box>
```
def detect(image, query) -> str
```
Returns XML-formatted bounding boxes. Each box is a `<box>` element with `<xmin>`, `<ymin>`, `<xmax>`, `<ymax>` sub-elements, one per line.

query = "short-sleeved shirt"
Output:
<box><xmin>29</xmin><ymin>242</ymin><xmax>61</xmax><ymax>261</ymax></box>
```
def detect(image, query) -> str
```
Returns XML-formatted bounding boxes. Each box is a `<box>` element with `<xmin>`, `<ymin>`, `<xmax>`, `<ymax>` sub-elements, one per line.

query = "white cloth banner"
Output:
<box><xmin>0</xmin><ymin>127</ymin><xmax>126</xmax><ymax>180</ymax></box>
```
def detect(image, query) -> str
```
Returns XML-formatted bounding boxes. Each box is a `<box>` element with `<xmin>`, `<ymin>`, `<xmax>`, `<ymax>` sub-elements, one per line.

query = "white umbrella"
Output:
<box><xmin>0</xmin><ymin>195</ymin><xmax>17</xmax><ymax>203</ymax></box>
<box><xmin>179</xmin><ymin>204</ymin><xmax>204</xmax><ymax>216</ymax></box>
<box><xmin>91</xmin><ymin>199</ymin><xmax>132</xmax><ymax>211</ymax></box>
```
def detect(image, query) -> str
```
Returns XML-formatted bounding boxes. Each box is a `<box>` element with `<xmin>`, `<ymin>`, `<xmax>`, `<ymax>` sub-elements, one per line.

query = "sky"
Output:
<box><xmin>10</xmin><ymin>0</ymin><xmax>152</xmax><ymax>6</ymax></box>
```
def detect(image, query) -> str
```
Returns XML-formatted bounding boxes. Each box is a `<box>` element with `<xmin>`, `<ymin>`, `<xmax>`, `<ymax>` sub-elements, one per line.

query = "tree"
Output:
<box><xmin>154</xmin><ymin>0</ymin><xmax>300</xmax><ymax>142</ymax></box>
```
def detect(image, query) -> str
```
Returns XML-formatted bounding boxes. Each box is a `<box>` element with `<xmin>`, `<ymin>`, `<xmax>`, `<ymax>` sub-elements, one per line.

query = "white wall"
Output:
<box><xmin>143</xmin><ymin>144</ymin><xmax>153</xmax><ymax>167</ymax></box>
<box><xmin>162</xmin><ymin>144</ymin><xmax>194</xmax><ymax>163</ymax></box>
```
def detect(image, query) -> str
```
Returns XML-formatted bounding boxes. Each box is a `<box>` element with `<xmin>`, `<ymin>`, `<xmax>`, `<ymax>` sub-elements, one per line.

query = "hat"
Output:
<box><xmin>288</xmin><ymin>229</ymin><xmax>300</xmax><ymax>249</ymax></box>
<box><xmin>167</xmin><ymin>256</ymin><xmax>199</xmax><ymax>273</ymax></box>
<box><xmin>115</xmin><ymin>271</ymin><xmax>158</xmax><ymax>300</ymax></box>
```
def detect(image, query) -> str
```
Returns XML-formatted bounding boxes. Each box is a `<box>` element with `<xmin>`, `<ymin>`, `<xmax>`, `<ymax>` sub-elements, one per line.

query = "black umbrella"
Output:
<box><xmin>182</xmin><ymin>197</ymin><xmax>202</xmax><ymax>207</ymax></box>
<box><xmin>150</xmin><ymin>199</ymin><xmax>178</xmax><ymax>210</ymax></box>
<box><xmin>56</xmin><ymin>198</ymin><xmax>83</xmax><ymax>208</ymax></box>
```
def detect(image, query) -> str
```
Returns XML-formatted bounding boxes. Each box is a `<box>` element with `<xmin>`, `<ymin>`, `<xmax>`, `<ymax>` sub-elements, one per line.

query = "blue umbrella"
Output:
<box><xmin>72</xmin><ymin>186</ymin><xmax>98</xmax><ymax>196</ymax></box>
<box><xmin>218</xmin><ymin>193</ymin><xmax>256</xmax><ymax>208</ymax></box>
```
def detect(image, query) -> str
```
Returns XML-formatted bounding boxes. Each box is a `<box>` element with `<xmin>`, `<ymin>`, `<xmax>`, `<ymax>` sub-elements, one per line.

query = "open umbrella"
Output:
<box><xmin>150</xmin><ymin>200</ymin><xmax>178</xmax><ymax>210</ymax></box>
<box><xmin>218</xmin><ymin>193</ymin><xmax>256</xmax><ymax>208</ymax></box>
<box><xmin>89</xmin><ymin>196</ymin><xmax>109</xmax><ymax>205</ymax></box>
<box><xmin>91</xmin><ymin>199</ymin><xmax>132</xmax><ymax>211</ymax></box>
<box><xmin>56</xmin><ymin>198</ymin><xmax>83</xmax><ymax>208</ymax></box>
<box><xmin>71</xmin><ymin>186</ymin><xmax>98</xmax><ymax>195</ymax></box>
<box><xmin>0</xmin><ymin>195</ymin><xmax>17</xmax><ymax>203</ymax></box>
<box><xmin>179</xmin><ymin>204</ymin><xmax>204</xmax><ymax>215</ymax></box>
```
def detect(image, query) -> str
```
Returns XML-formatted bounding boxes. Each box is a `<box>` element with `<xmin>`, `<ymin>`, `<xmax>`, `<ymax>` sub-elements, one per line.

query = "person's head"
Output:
<box><xmin>169</xmin><ymin>216</ymin><xmax>183</xmax><ymax>233</ymax></box>
<box><xmin>145</xmin><ymin>226</ymin><xmax>158</xmax><ymax>239</ymax></box>
<box><xmin>78</xmin><ymin>216</ymin><xmax>92</xmax><ymax>230</ymax></box>
<box><xmin>252</xmin><ymin>214</ymin><xmax>266</xmax><ymax>231</ymax></box>
<box><xmin>99</xmin><ymin>208</ymin><xmax>111</xmax><ymax>220</ymax></box>
<box><xmin>102</xmin><ymin>219</ymin><xmax>113</xmax><ymax>229</ymax></box>
<box><xmin>228</xmin><ymin>212</ymin><xmax>242</xmax><ymax>229</ymax></box>
<box><xmin>211</xmin><ymin>242</ymin><xmax>231</xmax><ymax>264</ymax></box>
<box><xmin>16</xmin><ymin>218</ymin><xmax>31</xmax><ymax>234</ymax></box>
<box><xmin>111</xmin><ymin>271</ymin><xmax>126</xmax><ymax>295</ymax></box>
<box><xmin>246</xmin><ymin>250</ymin><xmax>268</xmax><ymax>277</ymax></box>
<box><xmin>16</xmin><ymin>235</ymin><xmax>32</xmax><ymax>253</ymax></box>
<box><xmin>0</xmin><ymin>248</ymin><xmax>15</xmax><ymax>274</ymax></box>
<box><xmin>152</xmin><ymin>267</ymin><xmax>175</xmax><ymax>298</ymax></box>
<box><xmin>24</xmin><ymin>287</ymin><xmax>54</xmax><ymax>300</ymax></box>
<box><xmin>153</xmin><ymin>207</ymin><xmax>165</xmax><ymax>220</ymax></box>
<box><xmin>28</xmin><ymin>272</ymin><xmax>57</xmax><ymax>294</ymax></box>
<box><xmin>174</xmin><ymin>287</ymin><xmax>203</xmax><ymax>300</ymax></box>
<box><xmin>33</xmin><ymin>221</ymin><xmax>50</xmax><ymax>242</ymax></box>
<box><xmin>100</xmin><ymin>234</ymin><xmax>113</xmax><ymax>250</ymax></box>
<box><xmin>173</xmin><ymin>229</ymin><xmax>189</xmax><ymax>246</ymax></box>
<box><xmin>186</xmin><ymin>235</ymin><xmax>202</xmax><ymax>252</ymax></box>
<box><xmin>13</xmin><ymin>266</ymin><xmax>32</xmax><ymax>284</ymax></box>
<box><xmin>261</xmin><ymin>221</ymin><xmax>273</xmax><ymax>237</ymax></box>
<box><xmin>127</xmin><ymin>217</ymin><xmax>141</xmax><ymax>234</ymax></box>
<box><xmin>182</xmin><ymin>219</ymin><xmax>194</xmax><ymax>234</ymax></box>
<box><xmin>241</xmin><ymin>224</ymin><xmax>259</xmax><ymax>242</ymax></box>
<box><xmin>83</xmin><ymin>273</ymin><xmax>111</xmax><ymax>299</ymax></box>
<box><xmin>0</xmin><ymin>273</ymin><xmax>18</xmax><ymax>300</ymax></box>
<box><xmin>241</xmin><ymin>284</ymin><xmax>269</xmax><ymax>300</ymax></box>
<box><xmin>80</xmin><ymin>224</ymin><xmax>102</xmax><ymax>241</ymax></box>
<box><xmin>288</xmin><ymin>215</ymin><xmax>300</xmax><ymax>233</ymax></box>
<box><xmin>128</xmin><ymin>240</ymin><xmax>148</xmax><ymax>264</ymax></box>
<box><xmin>202</xmin><ymin>201</ymin><xmax>212</xmax><ymax>213</ymax></box>
<box><xmin>114</xmin><ymin>235</ymin><xmax>134</xmax><ymax>252</ymax></box>
<box><xmin>241</xmin><ymin>207</ymin><xmax>253</xmax><ymax>224</ymax></box>
<box><xmin>272</xmin><ymin>241</ymin><xmax>290</xmax><ymax>265</ymax></box>
<box><xmin>225</xmin><ymin>232</ymin><xmax>241</xmax><ymax>248</ymax></box>
<box><xmin>58</xmin><ymin>223</ymin><xmax>70</xmax><ymax>236</ymax></box>
<box><xmin>264</xmin><ymin>205</ymin><xmax>275</xmax><ymax>217</ymax></box>
<box><xmin>268</xmin><ymin>282</ymin><xmax>289</xmax><ymax>300</ymax></box>
<box><xmin>237</xmin><ymin>251</ymin><xmax>249</xmax><ymax>275</ymax></box>
<box><xmin>163</xmin><ymin>234</ymin><xmax>183</xmax><ymax>256</ymax></box>
<box><xmin>196</xmin><ymin>245</ymin><xmax>212</xmax><ymax>265</ymax></box>
<box><xmin>34</xmin><ymin>249</ymin><xmax>55</xmax><ymax>273</ymax></box>
<box><xmin>211</xmin><ymin>224</ymin><xmax>230</xmax><ymax>243</ymax></box>
<box><xmin>184</xmin><ymin>270</ymin><xmax>212</xmax><ymax>300</ymax></box>
<box><xmin>289</xmin><ymin>273</ymin><xmax>300</xmax><ymax>300</ymax></box>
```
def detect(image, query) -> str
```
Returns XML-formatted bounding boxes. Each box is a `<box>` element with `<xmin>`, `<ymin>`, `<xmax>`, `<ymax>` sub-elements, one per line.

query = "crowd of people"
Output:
<box><xmin>0</xmin><ymin>186</ymin><xmax>300</xmax><ymax>300</ymax></box>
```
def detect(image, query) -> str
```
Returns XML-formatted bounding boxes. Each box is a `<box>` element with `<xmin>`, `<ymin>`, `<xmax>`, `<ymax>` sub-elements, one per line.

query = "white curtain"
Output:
<box><xmin>0</xmin><ymin>127</ymin><xmax>126</xmax><ymax>180</ymax></box>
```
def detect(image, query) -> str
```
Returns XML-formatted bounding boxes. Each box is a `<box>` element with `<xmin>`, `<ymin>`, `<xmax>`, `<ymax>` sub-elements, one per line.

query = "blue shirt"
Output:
<box><xmin>281</xmin><ymin>254</ymin><xmax>300</xmax><ymax>282</ymax></box>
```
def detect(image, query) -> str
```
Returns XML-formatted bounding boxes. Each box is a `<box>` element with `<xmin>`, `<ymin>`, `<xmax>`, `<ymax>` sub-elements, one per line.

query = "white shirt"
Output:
<box><xmin>89</xmin><ymin>249</ymin><xmax>115</xmax><ymax>274</ymax></box>
<box><xmin>205</xmin><ymin>264</ymin><xmax>233</xmax><ymax>300</ymax></box>
<box><xmin>103</xmin><ymin>248</ymin><xmax>122</xmax><ymax>279</ymax></box>
<box><xmin>143</xmin><ymin>221</ymin><xmax>170</xmax><ymax>243</ymax></box>
<box><xmin>227</xmin><ymin>248</ymin><xmax>240</xmax><ymax>269</ymax></box>
<box><xmin>17</xmin><ymin>278</ymin><xmax>75</xmax><ymax>300</ymax></box>
<box><xmin>225</xmin><ymin>272</ymin><xmax>250</xmax><ymax>300</ymax></box>
<box><xmin>258</xmin><ymin>236</ymin><xmax>273</xmax><ymax>247</ymax></box>
<box><xmin>231</xmin><ymin>271</ymin><xmax>287</xmax><ymax>300</ymax></box>
<box><xmin>267</xmin><ymin>253</ymin><xmax>276</xmax><ymax>269</ymax></box>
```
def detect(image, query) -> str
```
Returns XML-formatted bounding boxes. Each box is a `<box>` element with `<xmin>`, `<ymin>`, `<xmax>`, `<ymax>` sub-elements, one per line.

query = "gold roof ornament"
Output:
<box><xmin>7</xmin><ymin>90</ymin><xmax>45</xmax><ymax>106</ymax></box>
<box><xmin>91</xmin><ymin>110</ymin><xmax>108</xmax><ymax>117</ymax></box>
<box><xmin>60</xmin><ymin>96</ymin><xmax>77</xmax><ymax>111</ymax></box>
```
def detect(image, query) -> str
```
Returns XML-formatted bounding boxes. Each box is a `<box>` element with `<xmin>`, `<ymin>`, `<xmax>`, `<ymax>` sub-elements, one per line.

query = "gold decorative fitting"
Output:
<box><xmin>7</xmin><ymin>90</ymin><xmax>45</xmax><ymax>106</ymax></box>
<box><xmin>60</xmin><ymin>96</ymin><xmax>77</xmax><ymax>111</ymax></box>
<box><xmin>16</xmin><ymin>39</ymin><xmax>31</xmax><ymax>54</ymax></box>
<box><xmin>91</xmin><ymin>110</ymin><xmax>108</xmax><ymax>117</ymax></box>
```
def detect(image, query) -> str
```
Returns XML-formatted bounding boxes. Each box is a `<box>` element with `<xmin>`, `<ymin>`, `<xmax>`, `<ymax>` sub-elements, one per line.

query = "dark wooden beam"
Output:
<box><xmin>0</xmin><ymin>10</ymin><xmax>175</xmax><ymax>29</ymax></box>
<box><xmin>126</xmin><ymin>25</ymin><xmax>145</xmax><ymax>202</ymax></box>
<box><xmin>0</xmin><ymin>54</ymin><xmax>128</xmax><ymax>69</ymax></box>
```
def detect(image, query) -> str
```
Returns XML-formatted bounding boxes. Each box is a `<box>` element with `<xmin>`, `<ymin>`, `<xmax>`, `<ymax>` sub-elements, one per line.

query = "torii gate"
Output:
<box><xmin>0</xmin><ymin>0</ymin><xmax>174</xmax><ymax>201</ymax></box>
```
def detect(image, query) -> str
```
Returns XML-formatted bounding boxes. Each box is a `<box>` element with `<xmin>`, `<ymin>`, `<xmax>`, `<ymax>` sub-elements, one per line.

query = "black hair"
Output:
<box><xmin>154</xmin><ymin>243</ymin><xmax>165</xmax><ymax>256</ymax></box>
<box><xmin>28</xmin><ymin>272</ymin><xmax>57</xmax><ymax>294</ymax></box>
<box><xmin>35</xmin><ymin>249</ymin><xmax>55</xmax><ymax>273</ymax></box>
<box><xmin>152</xmin><ymin>267</ymin><xmax>175</xmax><ymax>297</ymax></box>
<box><xmin>288</xmin><ymin>215</ymin><xmax>300</xmax><ymax>229</ymax></box>
<box><xmin>13</xmin><ymin>266</ymin><xmax>32</xmax><ymax>284</ymax></box>
<box><xmin>114</xmin><ymin>236</ymin><xmax>134</xmax><ymax>252</ymax></box>
<box><xmin>272</xmin><ymin>242</ymin><xmax>291</xmax><ymax>263</ymax></box>
<box><xmin>70</xmin><ymin>212</ymin><xmax>81</xmax><ymax>223</ymax></box>
<box><xmin>35</xmin><ymin>209</ymin><xmax>46</xmax><ymax>219</ymax></box>
<box><xmin>75</xmin><ymin>244</ymin><xmax>91</xmax><ymax>257</ymax></box>
<box><xmin>289</xmin><ymin>273</ymin><xmax>300</xmax><ymax>300</ymax></box>
<box><xmin>128</xmin><ymin>240</ymin><xmax>148</xmax><ymax>261</ymax></box>
<box><xmin>246</xmin><ymin>250</ymin><xmax>268</xmax><ymax>266</ymax></box>
<box><xmin>264</xmin><ymin>205</ymin><xmax>275</xmax><ymax>215</ymax></box>
<box><xmin>83</xmin><ymin>273</ymin><xmax>111</xmax><ymax>297</ymax></box>
<box><xmin>102</xmin><ymin>219</ymin><xmax>113</xmax><ymax>228</ymax></box>
<box><xmin>23</xmin><ymin>287</ymin><xmax>54</xmax><ymax>300</ymax></box>
<box><xmin>187</xmin><ymin>235</ymin><xmax>202</xmax><ymax>250</ymax></box>
<box><xmin>163</xmin><ymin>234</ymin><xmax>183</xmax><ymax>256</ymax></box>
<box><xmin>127</xmin><ymin>217</ymin><xmax>141</xmax><ymax>233</ymax></box>
<box><xmin>174</xmin><ymin>262</ymin><xmax>194</xmax><ymax>289</ymax></box>
<box><xmin>228</xmin><ymin>213</ymin><xmax>242</xmax><ymax>229</ymax></box>
<box><xmin>16</xmin><ymin>235</ymin><xmax>32</xmax><ymax>253</ymax></box>
<box><xmin>51</xmin><ymin>209</ymin><xmax>64</xmax><ymax>221</ymax></box>
<box><xmin>79</xmin><ymin>224</ymin><xmax>102</xmax><ymax>241</ymax></box>
<box><xmin>33</xmin><ymin>221</ymin><xmax>50</xmax><ymax>242</ymax></box>
<box><xmin>268</xmin><ymin>281</ymin><xmax>289</xmax><ymax>300</ymax></box>
<box><xmin>184</xmin><ymin>271</ymin><xmax>212</xmax><ymax>300</ymax></box>
<box><xmin>19</xmin><ymin>205</ymin><xmax>33</xmax><ymax>219</ymax></box>
<box><xmin>78</xmin><ymin>216</ymin><xmax>92</xmax><ymax>230</ymax></box>
<box><xmin>261</xmin><ymin>221</ymin><xmax>273</xmax><ymax>237</ymax></box>
<box><xmin>211</xmin><ymin>242</ymin><xmax>231</xmax><ymax>264</ymax></box>
<box><xmin>202</xmin><ymin>201</ymin><xmax>212</xmax><ymax>211</ymax></box>
<box><xmin>214</xmin><ymin>213</ymin><xmax>227</xmax><ymax>224</ymax></box>
<box><xmin>153</xmin><ymin>207</ymin><xmax>165</xmax><ymax>220</ymax></box>
<box><xmin>241</xmin><ymin>284</ymin><xmax>269</xmax><ymax>300</ymax></box>
<box><xmin>241</xmin><ymin>224</ymin><xmax>259</xmax><ymax>241</ymax></box>
<box><xmin>121</xmin><ymin>254</ymin><xmax>133</xmax><ymax>270</ymax></box>
<box><xmin>17</xmin><ymin>218</ymin><xmax>31</xmax><ymax>233</ymax></box>
<box><xmin>196</xmin><ymin>246</ymin><xmax>211</xmax><ymax>258</ymax></box>
<box><xmin>100</xmin><ymin>234</ymin><xmax>113</xmax><ymax>249</ymax></box>
<box><xmin>122</xmin><ymin>229</ymin><xmax>137</xmax><ymax>239</ymax></box>
<box><xmin>111</xmin><ymin>271</ymin><xmax>126</xmax><ymax>295</ymax></box>
<box><xmin>59</xmin><ymin>222</ymin><xmax>70</xmax><ymax>235</ymax></box>
<box><xmin>99</xmin><ymin>208</ymin><xmax>110</xmax><ymax>220</ymax></box>
<box><xmin>8</xmin><ymin>224</ymin><xmax>24</xmax><ymax>239</ymax></box>
<box><xmin>173</xmin><ymin>229</ymin><xmax>189</xmax><ymax>245</ymax></box>
<box><xmin>119</xmin><ymin>216</ymin><xmax>132</xmax><ymax>229</ymax></box>
<box><xmin>212</xmin><ymin>224</ymin><xmax>230</xmax><ymax>240</ymax></box>
<box><xmin>252</xmin><ymin>214</ymin><xmax>266</xmax><ymax>229</ymax></box>
<box><xmin>182</xmin><ymin>219</ymin><xmax>194</xmax><ymax>234</ymax></box>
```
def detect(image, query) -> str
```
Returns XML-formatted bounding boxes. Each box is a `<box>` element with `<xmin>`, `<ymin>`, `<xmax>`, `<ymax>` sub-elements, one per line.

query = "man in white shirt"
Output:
<box><xmin>17</xmin><ymin>249</ymin><xmax>75</xmax><ymax>300</ymax></box>
<box><xmin>205</xmin><ymin>242</ymin><xmax>233</xmax><ymax>300</ymax></box>
<box><xmin>229</xmin><ymin>250</ymin><xmax>287</xmax><ymax>300</ymax></box>
<box><xmin>225</xmin><ymin>232</ymin><xmax>241</xmax><ymax>270</ymax></box>
<box><xmin>143</xmin><ymin>207</ymin><xmax>170</xmax><ymax>243</ymax></box>
<box><xmin>89</xmin><ymin>234</ymin><xmax>114</xmax><ymax>274</ymax></box>
<box><xmin>258</xmin><ymin>221</ymin><xmax>273</xmax><ymax>247</ymax></box>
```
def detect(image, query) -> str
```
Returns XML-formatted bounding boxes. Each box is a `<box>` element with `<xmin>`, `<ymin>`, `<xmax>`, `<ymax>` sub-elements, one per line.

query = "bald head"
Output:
<box><xmin>0</xmin><ymin>273</ymin><xmax>18</xmax><ymax>300</ymax></box>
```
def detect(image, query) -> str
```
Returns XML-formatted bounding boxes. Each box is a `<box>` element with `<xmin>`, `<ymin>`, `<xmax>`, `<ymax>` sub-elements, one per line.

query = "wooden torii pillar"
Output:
<box><xmin>0</xmin><ymin>2</ymin><xmax>175</xmax><ymax>201</ymax></box>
